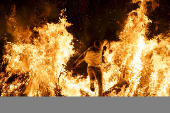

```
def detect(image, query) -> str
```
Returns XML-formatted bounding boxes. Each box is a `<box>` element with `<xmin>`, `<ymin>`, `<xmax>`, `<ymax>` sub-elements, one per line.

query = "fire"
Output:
<box><xmin>1</xmin><ymin>8</ymin><xmax>98</xmax><ymax>97</ymax></box>
<box><xmin>103</xmin><ymin>0</ymin><xmax>170</xmax><ymax>97</ymax></box>
<box><xmin>2</xmin><ymin>9</ymin><xmax>77</xmax><ymax>96</ymax></box>
<box><xmin>1</xmin><ymin>0</ymin><xmax>170</xmax><ymax>97</ymax></box>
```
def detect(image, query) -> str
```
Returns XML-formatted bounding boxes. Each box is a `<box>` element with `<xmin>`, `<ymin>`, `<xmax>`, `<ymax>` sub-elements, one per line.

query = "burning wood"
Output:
<box><xmin>103</xmin><ymin>80</ymin><xmax>129</xmax><ymax>96</ymax></box>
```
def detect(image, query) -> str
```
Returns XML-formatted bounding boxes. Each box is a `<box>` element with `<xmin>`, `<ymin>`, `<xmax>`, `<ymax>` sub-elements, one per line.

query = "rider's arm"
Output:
<box><xmin>74</xmin><ymin>50</ymin><xmax>87</xmax><ymax>66</ymax></box>
<box><xmin>102</xmin><ymin>39</ymin><xmax>113</xmax><ymax>54</ymax></box>
<box><xmin>71</xmin><ymin>48</ymin><xmax>89</xmax><ymax>69</ymax></box>
<box><xmin>102</xmin><ymin>39</ymin><xmax>109</xmax><ymax>47</ymax></box>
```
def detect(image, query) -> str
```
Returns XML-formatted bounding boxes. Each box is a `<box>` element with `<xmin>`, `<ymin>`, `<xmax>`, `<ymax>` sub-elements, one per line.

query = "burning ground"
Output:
<box><xmin>0</xmin><ymin>0</ymin><xmax>170</xmax><ymax>97</ymax></box>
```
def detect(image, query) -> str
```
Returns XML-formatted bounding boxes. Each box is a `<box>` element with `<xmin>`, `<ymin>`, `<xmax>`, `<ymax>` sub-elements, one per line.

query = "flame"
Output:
<box><xmin>1</xmin><ymin>8</ymin><xmax>99</xmax><ymax>97</ymax></box>
<box><xmin>103</xmin><ymin>0</ymin><xmax>170</xmax><ymax>97</ymax></box>
<box><xmin>1</xmin><ymin>0</ymin><xmax>170</xmax><ymax>97</ymax></box>
<box><xmin>2</xmin><ymin>9</ymin><xmax>76</xmax><ymax>96</ymax></box>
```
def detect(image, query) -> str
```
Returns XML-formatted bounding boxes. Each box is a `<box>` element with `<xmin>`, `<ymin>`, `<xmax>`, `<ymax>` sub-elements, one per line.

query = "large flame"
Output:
<box><xmin>103</xmin><ymin>0</ymin><xmax>170</xmax><ymax>96</ymax></box>
<box><xmin>2</xmin><ymin>9</ymin><xmax>76</xmax><ymax>96</ymax></box>
<box><xmin>1</xmin><ymin>8</ymin><xmax>99</xmax><ymax>97</ymax></box>
<box><xmin>1</xmin><ymin>0</ymin><xmax>170</xmax><ymax>97</ymax></box>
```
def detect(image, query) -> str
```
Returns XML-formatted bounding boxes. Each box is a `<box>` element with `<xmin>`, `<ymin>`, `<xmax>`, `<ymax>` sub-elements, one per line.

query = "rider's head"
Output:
<box><xmin>94</xmin><ymin>40</ymin><xmax>101</xmax><ymax>50</ymax></box>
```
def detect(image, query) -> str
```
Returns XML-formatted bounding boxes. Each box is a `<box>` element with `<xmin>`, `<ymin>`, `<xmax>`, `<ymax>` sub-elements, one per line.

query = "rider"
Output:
<box><xmin>71</xmin><ymin>40</ymin><xmax>111</xmax><ymax>96</ymax></box>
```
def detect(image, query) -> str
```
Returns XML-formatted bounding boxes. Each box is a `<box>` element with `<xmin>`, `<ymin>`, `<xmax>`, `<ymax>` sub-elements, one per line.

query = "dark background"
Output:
<box><xmin>0</xmin><ymin>0</ymin><xmax>169</xmax><ymax>75</ymax></box>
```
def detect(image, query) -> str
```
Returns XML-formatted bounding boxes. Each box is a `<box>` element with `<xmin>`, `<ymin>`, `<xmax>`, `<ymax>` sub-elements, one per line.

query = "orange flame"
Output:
<box><xmin>3</xmin><ymin>9</ymin><xmax>76</xmax><ymax>96</ymax></box>
<box><xmin>103</xmin><ymin>0</ymin><xmax>170</xmax><ymax>96</ymax></box>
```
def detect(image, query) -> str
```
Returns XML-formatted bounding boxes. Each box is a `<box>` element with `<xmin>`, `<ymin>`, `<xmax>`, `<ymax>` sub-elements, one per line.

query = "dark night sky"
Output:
<box><xmin>0</xmin><ymin>0</ymin><xmax>169</xmax><ymax>42</ymax></box>
<box><xmin>0</xmin><ymin>0</ymin><xmax>132</xmax><ymax>43</ymax></box>
<box><xmin>0</xmin><ymin>0</ymin><xmax>170</xmax><ymax>65</ymax></box>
